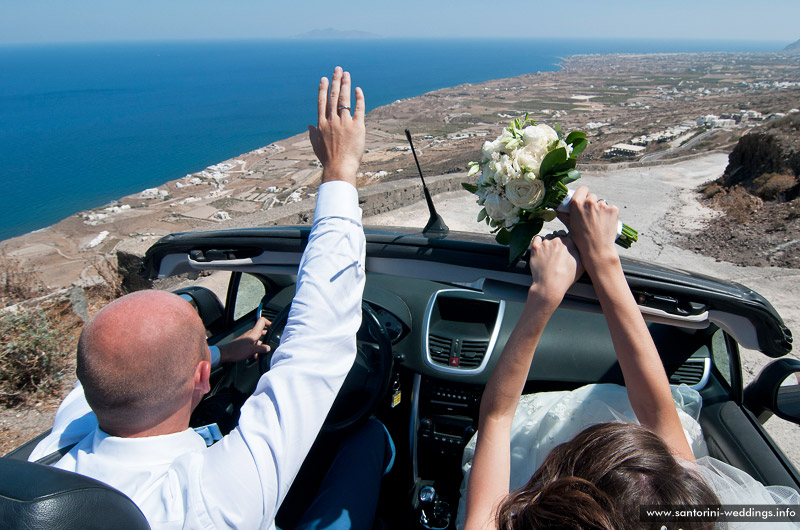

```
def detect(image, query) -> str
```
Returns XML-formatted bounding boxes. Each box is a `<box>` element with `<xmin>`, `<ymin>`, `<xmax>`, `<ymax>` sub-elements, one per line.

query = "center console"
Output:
<box><xmin>417</xmin><ymin>377</ymin><xmax>481</xmax><ymax>463</ymax></box>
<box><xmin>411</xmin><ymin>374</ymin><xmax>483</xmax><ymax>529</ymax></box>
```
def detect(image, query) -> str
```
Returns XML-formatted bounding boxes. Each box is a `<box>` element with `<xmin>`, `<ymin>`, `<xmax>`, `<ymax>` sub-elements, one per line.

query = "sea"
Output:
<box><xmin>0</xmin><ymin>38</ymin><xmax>786</xmax><ymax>241</ymax></box>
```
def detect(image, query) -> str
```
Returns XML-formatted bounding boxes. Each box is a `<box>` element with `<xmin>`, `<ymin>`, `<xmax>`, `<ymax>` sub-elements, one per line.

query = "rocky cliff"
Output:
<box><xmin>719</xmin><ymin>113</ymin><xmax>800</xmax><ymax>201</ymax></box>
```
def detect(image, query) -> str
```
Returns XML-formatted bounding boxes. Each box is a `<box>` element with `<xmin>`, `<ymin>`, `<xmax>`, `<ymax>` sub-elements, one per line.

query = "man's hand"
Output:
<box><xmin>527</xmin><ymin>233</ymin><xmax>583</xmax><ymax>310</ymax></box>
<box><xmin>218</xmin><ymin>317</ymin><xmax>270</xmax><ymax>364</ymax></box>
<box><xmin>308</xmin><ymin>66</ymin><xmax>366</xmax><ymax>187</ymax></box>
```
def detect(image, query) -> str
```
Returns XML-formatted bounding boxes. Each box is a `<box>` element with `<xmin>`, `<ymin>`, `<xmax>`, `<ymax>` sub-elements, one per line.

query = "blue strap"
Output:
<box><xmin>193</xmin><ymin>423</ymin><xmax>223</xmax><ymax>446</ymax></box>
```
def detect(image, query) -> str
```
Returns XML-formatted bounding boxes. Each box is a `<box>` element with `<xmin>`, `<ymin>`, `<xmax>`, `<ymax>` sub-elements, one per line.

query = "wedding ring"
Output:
<box><xmin>337</xmin><ymin>105</ymin><xmax>351</xmax><ymax>111</ymax></box>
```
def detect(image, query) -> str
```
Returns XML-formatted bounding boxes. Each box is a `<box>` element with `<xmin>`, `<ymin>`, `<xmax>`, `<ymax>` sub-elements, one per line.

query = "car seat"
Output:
<box><xmin>0</xmin><ymin>457</ymin><xmax>150</xmax><ymax>530</ymax></box>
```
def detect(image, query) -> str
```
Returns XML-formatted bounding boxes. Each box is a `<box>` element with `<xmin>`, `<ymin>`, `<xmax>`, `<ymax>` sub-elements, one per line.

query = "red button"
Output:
<box><xmin>449</xmin><ymin>357</ymin><xmax>459</xmax><ymax>367</ymax></box>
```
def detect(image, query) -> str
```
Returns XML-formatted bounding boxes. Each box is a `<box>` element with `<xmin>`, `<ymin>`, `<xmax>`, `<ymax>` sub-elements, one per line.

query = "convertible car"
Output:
<box><xmin>1</xmin><ymin>223</ymin><xmax>798</xmax><ymax>529</ymax></box>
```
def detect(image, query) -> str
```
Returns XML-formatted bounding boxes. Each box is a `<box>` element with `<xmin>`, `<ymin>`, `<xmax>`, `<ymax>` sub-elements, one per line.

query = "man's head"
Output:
<box><xmin>76</xmin><ymin>290</ymin><xmax>211</xmax><ymax>436</ymax></box>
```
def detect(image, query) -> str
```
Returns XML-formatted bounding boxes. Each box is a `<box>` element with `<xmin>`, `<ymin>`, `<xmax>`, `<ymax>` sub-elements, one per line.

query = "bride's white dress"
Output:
<box><xmin>456</xmin><ymin>384</ymin><xmax>800</xmax><ymax>529</ymax></box>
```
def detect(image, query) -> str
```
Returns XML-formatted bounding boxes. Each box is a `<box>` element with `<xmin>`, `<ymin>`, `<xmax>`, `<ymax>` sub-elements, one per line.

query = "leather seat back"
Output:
<box><xmin>0</xmin><ymin>458</ymin><xmax>150</xmax><ymax>530</ymax></box>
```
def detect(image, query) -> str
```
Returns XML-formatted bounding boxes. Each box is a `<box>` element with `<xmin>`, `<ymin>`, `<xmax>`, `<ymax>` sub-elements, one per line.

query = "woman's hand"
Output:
<box><xmin>528</xmin><ymin>233</ymin><xmax>583</xmax><ymax>311</ymax></box>
<box><xmin>559</xmin><ymin>186</ymin><xmax>620</xmax><ymax>277</ymax></box>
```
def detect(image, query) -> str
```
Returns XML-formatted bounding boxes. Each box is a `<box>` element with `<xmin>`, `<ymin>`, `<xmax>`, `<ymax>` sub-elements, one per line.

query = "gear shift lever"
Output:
<box><xmin>418</xmin><ymin>485</ymin><xmax>450</xmax><ymax>530</ymax></box>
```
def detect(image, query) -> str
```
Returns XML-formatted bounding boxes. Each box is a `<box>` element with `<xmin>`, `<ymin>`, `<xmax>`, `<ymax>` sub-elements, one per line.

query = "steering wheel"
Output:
<box><xmin>260</xmin><ymin>302</ymin><xmax>394</xmax><ymax>433</ymax></box>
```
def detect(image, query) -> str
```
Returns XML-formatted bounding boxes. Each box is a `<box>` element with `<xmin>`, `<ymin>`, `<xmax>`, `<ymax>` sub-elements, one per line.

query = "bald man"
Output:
<box><xmin>77</xmin><ymin>290</ymin><xmax>268</xmax><ymax>438</ymax></box>
<box><xmin>28</xmin><ymin>67</ymin><xmax>389</xmax><ymax>530</ymax></box>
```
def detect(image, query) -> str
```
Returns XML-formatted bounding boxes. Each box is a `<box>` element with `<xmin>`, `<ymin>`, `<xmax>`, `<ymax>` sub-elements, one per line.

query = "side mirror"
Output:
<box><xmin>776</xmin><ymin>373</ymin><xmax>800</xmax><ymax>420</ymax></box>
<box><xmin>744</xmin><ymin>358</ymin><xmax>800</xmax><ymax>424</ymax></box>
<box><xmin>173</xmin><ymin>286</ymin><xmax>225</xmax><ymax>336</ymax></box>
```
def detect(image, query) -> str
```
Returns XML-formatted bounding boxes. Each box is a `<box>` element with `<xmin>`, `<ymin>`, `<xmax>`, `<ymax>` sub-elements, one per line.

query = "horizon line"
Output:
<box><xmin>0</xmin><ymin>36</ymin><xmax>794</xmax><ymax>48</ymax></box>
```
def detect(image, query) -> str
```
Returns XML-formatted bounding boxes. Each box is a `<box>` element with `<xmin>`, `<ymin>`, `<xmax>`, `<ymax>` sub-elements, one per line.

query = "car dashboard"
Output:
<box><xmin>216</xmin><ymin>268</ymin><xmax>720</xmax><ymax>527</ymax></box>
<box><xmin>142</xmin><ymin>226</ymin><xmax>796</xmax><ymax>530</ymax></box>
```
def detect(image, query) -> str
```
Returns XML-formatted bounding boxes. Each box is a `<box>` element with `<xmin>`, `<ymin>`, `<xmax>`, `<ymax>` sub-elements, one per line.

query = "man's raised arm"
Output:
<box><xmin>195</xmin><ymin>66</ymin><xmax>369</xmax><ymax>528</ymax></box>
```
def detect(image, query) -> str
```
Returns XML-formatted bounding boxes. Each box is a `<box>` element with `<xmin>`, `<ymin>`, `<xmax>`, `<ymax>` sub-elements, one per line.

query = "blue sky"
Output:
<box><xmin>2</xmin><ymin>0</ymin><xmax>798</xmax><ymax>45</ymax></box>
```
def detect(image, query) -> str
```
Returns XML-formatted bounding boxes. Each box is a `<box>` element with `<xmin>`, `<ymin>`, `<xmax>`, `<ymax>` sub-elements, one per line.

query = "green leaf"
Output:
<box><xmin>565</xmin><ymin>131</ymin><xmax>586</xmax><ymax>144</ymax></box>
<box><xmin>555</xmin><ymin>123</ymin><xmax>564</xmax><ymax>139</ymax></box>
<box><xmin>552</xmin><ymin>158</ymin><xmax>577</xmax><ymax>174</ymax></box>
<box><xmin>541</xmin><ymin>182</ymin><xmax>568</xmax><ymax>209</ymax></box>
<box><xmin>539</xmin><ymin>147</ymin><xmax>568</xmax><ymax>179</ymax></box>
<box><xmin>569</xmin><ymin>138</ymin><xmax>588</xmax><ymax>158</ymax></box>
<box><xmin>561</xmin><ymin>169</ymin><xmax>582</xmax><ymax>185</ymax></box>
<box><xmin>477</xmin><ymin>208</ymin><xmax>488</xmax><ymax>223</ymax></box>
<box><xmin>508</xmin><ymin>219</ymin><xmax>544</xmax><ymax>262</ymax></box>
<box><xmin>538</xmin><ymin>209</ymin><xmax>557</xmax><ymax>222</ymax></box>
<box><xmin>462</xmin><ymin>182</ymin><xmax>478</xmax><ymax>193</ymax></box>
<box><xmin>495</xmin><ymin>228</ymin><xmax>511</xmax><ymax>246</ymax></box>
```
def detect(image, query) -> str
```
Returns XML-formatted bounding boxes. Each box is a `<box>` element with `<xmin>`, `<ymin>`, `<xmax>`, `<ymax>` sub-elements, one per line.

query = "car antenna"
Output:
<box><xmin>405</xmin><ymin>129</ymin><xmax>449</xmax><ymax>237</ymax></box>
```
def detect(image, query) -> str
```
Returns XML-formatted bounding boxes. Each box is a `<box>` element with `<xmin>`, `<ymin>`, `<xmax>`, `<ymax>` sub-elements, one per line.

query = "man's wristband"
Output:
<box><xmin>209</xmin><ymin>345</ymin><xmax>220</xmax><ymax>368</ymax></box>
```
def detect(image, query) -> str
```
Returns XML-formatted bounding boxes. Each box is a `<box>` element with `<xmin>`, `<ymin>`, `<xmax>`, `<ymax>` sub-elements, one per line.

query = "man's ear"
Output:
<box><xmin>193</xmin><ymin>360</ymin><xmax>211</xmax><ymax>395</ymax></box>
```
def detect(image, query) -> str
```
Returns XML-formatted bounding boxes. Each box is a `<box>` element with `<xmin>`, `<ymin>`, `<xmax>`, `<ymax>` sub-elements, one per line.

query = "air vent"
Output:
<box><xmin>260</xmin><ymin>306</ymin><xmax>280</xmax><ymax>321</ymax></box>
<box><xmin>429</xmin><ymin>334</ymin><xmax>452</xmax><ymax>365</ymax></box>
<box><xmin>423</xmin><ymin>289</ymin><xmax>506</xmax><ymax>374</ymax></box>
<box><xmin>460</xmin><ymin>340</ymin><xmax>489</xmax><ymax>369</ymax></box>
<box><xmin>668</xmin><ymin>359</ymin><xmax>709</xmax><ymax>389</ymax></box>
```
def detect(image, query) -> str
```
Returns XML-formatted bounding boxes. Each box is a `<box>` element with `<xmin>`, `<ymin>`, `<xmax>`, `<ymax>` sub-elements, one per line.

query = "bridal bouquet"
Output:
<box><xmin>462</xmin><ymin>116</ymin><xmax>637</xmax><ymax>261</ymax></box>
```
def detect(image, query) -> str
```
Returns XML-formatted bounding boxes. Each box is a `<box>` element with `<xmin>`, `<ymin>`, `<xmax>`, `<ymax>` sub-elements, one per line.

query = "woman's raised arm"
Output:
<box><xmin>564</xmin><ymin>186</ymin><xmax>695</xmax><ymax>461</ymax></box>
<box><xmin>464</xmin><ymin>235</ymin><xmax>582</xmax><ymax>530</ymax></box>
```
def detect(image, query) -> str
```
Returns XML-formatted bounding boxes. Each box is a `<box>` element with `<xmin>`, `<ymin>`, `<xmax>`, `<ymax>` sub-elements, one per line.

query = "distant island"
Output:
<box><xmin>291</xmin><ymin>28</ymin><xmax>381</xmax><ymax>39</ymax></box>
<box><xmin>785</xmin><ymin>38</ymin><xmax>800</xmax><ymax>53</ymax></box>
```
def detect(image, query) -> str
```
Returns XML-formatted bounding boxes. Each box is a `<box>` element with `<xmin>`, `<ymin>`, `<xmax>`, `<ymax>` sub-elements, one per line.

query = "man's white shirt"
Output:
<box><xmin>28</xmin><ymin>181</ymin><xmax>366</xmax><ymax>529</ymax></box>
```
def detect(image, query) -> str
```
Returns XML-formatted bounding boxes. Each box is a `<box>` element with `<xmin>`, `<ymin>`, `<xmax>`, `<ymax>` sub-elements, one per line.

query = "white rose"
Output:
<box><xmin>481</xmin><ymin>139</ymin><xmax>499</xmax><ymax>159</ymax></box>
<box><xmin>484</xmin><ymin>193</ymin><xmax>516</xmax><ymax>223</ymax></box>
<box><xmin>515</xmin><ymin>146</ymin><xmax>545</xmax><ymax>176</ymax></box>
<box><xmin>522</xmin><ymin>124</ymin><xmax>558</xmax><ymax>152</ymax></box>
<box><xmin>505</xmin><ymin>179</ymin><xmax>546</xmax><ymax>209</ymax></box>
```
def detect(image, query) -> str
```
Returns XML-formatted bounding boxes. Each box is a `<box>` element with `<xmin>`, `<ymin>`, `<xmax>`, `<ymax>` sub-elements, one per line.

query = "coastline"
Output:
<box><xmin>2</xmin><ymin>48</ymin><xmax>800</xmax><ymax>463</ymax></box>
<box><xmin>2</xmin><ymin>50</ymin><xmax>799</xmax><ymax>291</ymax></box>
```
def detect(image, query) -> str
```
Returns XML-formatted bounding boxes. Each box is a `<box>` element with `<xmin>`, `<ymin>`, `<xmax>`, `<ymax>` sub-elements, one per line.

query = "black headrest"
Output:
<box><xmin>0</xmin><ymin>458</ymin><xmax>150</xmax><ymax>530</ymax></box>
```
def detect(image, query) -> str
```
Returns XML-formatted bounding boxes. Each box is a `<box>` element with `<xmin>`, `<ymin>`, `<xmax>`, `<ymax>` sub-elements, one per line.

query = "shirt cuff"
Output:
<box><xmin>314</xmin><ymin>181</ymin><xmax>361</xmax><ymax>224</ymax></box>
<box><xmin>209</xmin><ymin>345</ymin><xmax>220</xmax><ymax>368</ymax></box>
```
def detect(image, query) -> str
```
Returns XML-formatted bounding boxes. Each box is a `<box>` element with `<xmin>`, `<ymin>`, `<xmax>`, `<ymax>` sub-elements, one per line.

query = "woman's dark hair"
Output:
<box><xmin>495</xmin><ymin>422</ymin><xmax>720</xmax><ymax>530</ymax></box>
